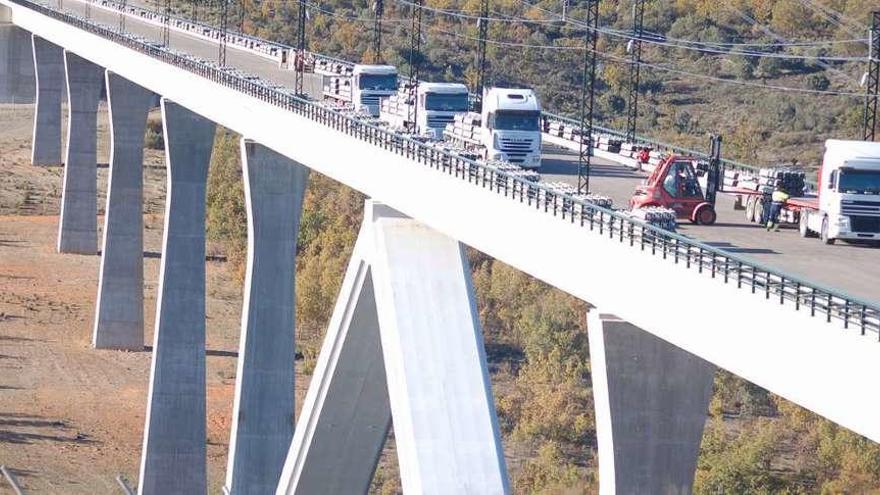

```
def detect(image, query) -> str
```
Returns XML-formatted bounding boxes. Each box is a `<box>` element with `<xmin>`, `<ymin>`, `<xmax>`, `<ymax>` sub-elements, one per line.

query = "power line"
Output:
<box><xmin>426</xmin><ymin>26</ymin><xmax>865</xmax><ymax>98</ymax></box>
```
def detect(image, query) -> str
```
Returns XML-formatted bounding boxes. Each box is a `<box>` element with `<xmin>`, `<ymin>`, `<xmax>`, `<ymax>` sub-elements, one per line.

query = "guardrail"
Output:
<box><xmin>13</xmin><ymin>0</ymin><xmax>880</xmax><ymax>338</ymax></box>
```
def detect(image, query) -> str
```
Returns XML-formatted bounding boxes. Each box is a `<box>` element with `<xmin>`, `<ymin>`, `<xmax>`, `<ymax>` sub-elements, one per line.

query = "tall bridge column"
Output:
<box><xmin>588</xmin><ymin>312</ymin><xmax>715</xmax><ymax>495</ymax></box>
<box><xmin>138</xmin><ymin>99</ymin><xmax>215</xmax><ymax>495</ymax></box>
<box><xmin>92</xmin><ymin>72</ymin><xmax>153</xmax><ymax>350</ymax></box>
<box><xmin>224</xmin><ymin>141</ymin><xmax>309</xmax><ymax>495</ymax></box>
<box><xmin>58</xmin><ymin>51</ymin><xmax>102</xmax><ymax>254</ymax></box>
<box><xmin>31</xmin><ymin>35</ymin><xmax>63</xmax><ymax>166</ymax></box>
<box><xmin>277</xmin><ymin>201</ymin><xmax>510</xmax><ymax>495</ymax></box>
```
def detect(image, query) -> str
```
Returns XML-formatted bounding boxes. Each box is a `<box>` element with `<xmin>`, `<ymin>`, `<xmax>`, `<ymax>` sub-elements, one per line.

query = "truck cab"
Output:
<box><xmin>417</xmin><ymin>82</ymin><xmax>469</xmax><ymax>139</ymax></box>
<box><xmin>352</xmin><ymin>64</ymin><xmax>398</xmax><ymax>116</ymax></box>
<box><xmin>481</xmin><ymin>88</ymin><xmax>542</xmax><ymax>169</ymax></box>
<box><xmin>806</xmin><ymin>140</ymin><xmax>880</xmax><ymax>243</ymax></box>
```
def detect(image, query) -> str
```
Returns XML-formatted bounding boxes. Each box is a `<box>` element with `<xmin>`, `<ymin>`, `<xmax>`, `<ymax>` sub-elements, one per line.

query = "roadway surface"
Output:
<box><xmin>55</xmin><ymin>0</ymin><xmax>880</xmax><ymax>303</ymax></box>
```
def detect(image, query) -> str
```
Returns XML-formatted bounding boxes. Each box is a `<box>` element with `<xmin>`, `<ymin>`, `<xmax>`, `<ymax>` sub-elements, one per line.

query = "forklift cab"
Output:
<box><xmin>630</xmin><ymin>155</ymin><xmax>718</xmax><ymax>225</ymax></box>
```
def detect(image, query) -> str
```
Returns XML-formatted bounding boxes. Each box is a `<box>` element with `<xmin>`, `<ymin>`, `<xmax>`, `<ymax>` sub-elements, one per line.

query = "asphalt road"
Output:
<box><xmin>58</xmin><ymin>0</ymin><xmax>880</xmax><ymax>303</ymax></box>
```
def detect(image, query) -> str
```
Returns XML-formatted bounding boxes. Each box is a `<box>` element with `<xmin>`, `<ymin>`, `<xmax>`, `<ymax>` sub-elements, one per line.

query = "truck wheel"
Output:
<box><xmin>695</xmin><ymin>204</ymin><xmax>717</xmax><ymax>225</ymax></box>
<box><xmin>754</xmin><ymin>200</ymin><xmax>764</xmax><ymax>226</ymax></box>
<box><xmin>821</xmin><ymin>217</ymin><xmax>836</xmax><ymax>245</ymax></box>
<box><xmin>745</xmin><ymin>196</ymin><xmax>756</xmax><ymax>222</ymax></box>
<box><xmin>799</xmin><ymin>211</ymin><xmax>813</xmax><ymax>238</ymax></box>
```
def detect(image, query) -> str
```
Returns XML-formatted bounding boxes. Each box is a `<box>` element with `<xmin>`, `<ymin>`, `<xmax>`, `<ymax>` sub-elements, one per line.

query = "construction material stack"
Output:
<box><xmin>444</xmin><ymin>113</ymin><xmax>482</xmax><ymax>146</ymax></box>
<box><xmin>628</xmin><ymin>206</ymin><xmax>678</xmax><ymax>232</ymax></box>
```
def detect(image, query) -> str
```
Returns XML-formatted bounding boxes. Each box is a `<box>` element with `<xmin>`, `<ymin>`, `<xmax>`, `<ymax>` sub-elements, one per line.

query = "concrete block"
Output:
<box><xmin>0</xmin><ymin>25</ymin><xmax>35</xmax><ymax>103</ymax></box>
<box><xmin>0</xmin><ymin>5</ymin><xmax>10</xmax><ymax>22</ymax></box>
<box><xmin>58</xmin><ymin>50</ymin><xmax>102</xmax><ymax>254</ymax></box>
<box><xmin>31</xmin><ymin>35</ymin><xmax>63</xmax><ymax>165</ymax></box>
<box><xmin>225</xmin><ymin>140</ymin><xmax>309</xmax><ymax>495</ymax></box>
<box><xmin>92</xmin><ymin>72</ymin><xmax>153</xmax><ymax>350</ymax></box>
<box><xmin>588</xmin><ymin>312</ymin><xmax>716</xmax><ymax>495</ymax></box>
<box><xmin>137</xmin><ymin>99</ymin><xmax>215</xmax><ymax>495</ymax></box>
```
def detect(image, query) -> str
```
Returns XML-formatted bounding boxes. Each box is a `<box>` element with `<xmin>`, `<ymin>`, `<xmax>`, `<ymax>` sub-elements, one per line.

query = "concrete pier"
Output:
<box><xmin>57</xmin><ymin>51</ymin><xmax>102</xmax><ymax>254</ymax></box>
<box><xmin>277</xmin><ymin>201</ymin><xmax>510</xmax><ymax>495</ymax></box>
<box><xmin>92</xmin><ymin>72</ymin><xmax>152</xmax><ymax>350</ymax></box>
<box><xmin>225</xmin><ymin>141</ymin><xmax>309</xmax><ymax>495</ymax></box>
<box><xmin>276</xmin><ymin>237</ymin><xmax>391</xmax><ymax>495</ymax></box>
<box><xmin>0</xmin><ymin>4</ymin><xmax>10</xmax><ymax>22</ymax></box>
<box><xmin>30</xmin><ymin>35</ymin><xmax>63</xmax><ymax>165</ymax></box>
<box><xmin>0</xmin><ymin>25</ymin><xmax>35</xmax><ymax>103</ymax></box>
<box><xmin>138</xmin><ymin>100</ymin><xmax>215</xmax><ymax>495</ymax></box>
<box><xmin>588</xmin><ymin>312</ymin><xmax>716</xmax><ymax>495</ymax></box>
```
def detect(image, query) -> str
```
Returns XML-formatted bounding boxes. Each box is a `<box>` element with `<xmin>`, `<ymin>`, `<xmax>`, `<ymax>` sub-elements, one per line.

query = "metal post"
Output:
<box><xmin>218</xmin><ymin>0</ymin><xmax>229</xmax><ymax>65</ymax></box>
<box><xmin>119</xmin><ymin>0</ymin><xmax>127</xmax><ymax>31</ymax></box>
<box><xmin>1</xmin><ymin>466</ymin><xmax>25</xmax><ymax>495</ymax></box>
<box><xmin>626</xmin><ymin>0</ymin><xmax>645</xmax><ymax>143</ymax></box>
<box><xmin>238</xmin><ymin>0</ymin><xmax>245</xmax><ymax>33</ymax></box>
<box><xmin>115</xmin><ymin>475</ymin><xmax>135</xmax><ymax>495</ymax></box>
<box><xmin>706</xmin><ymin>134</ymin><xmax>722</xmax><ymax>203</ymax></box>
<box><xmin>373</xmin><ymin>0</ymin><xmax>383</xmax><ymax>62</ymax></box>
<box><xmin>577</xmin><ymin>0</ymin><xmax>600</xmax><ymax>195</ymax></box>
<box><xmin>162</xmin><ymin>0</ymin><xmax>171</xmax><ymax>46</ymax></box>
<box><xmin>473</xmin><ymin>0</ymin><xmax>489</xmax><ymax>112</ymax></box>
<box><xmin>192</xmin><ymin>0</ymin><xmax>199</xmax><ymax>23</ymax></box>
<box><xmin>295</xmin><ymin>0</ymin><xmax>307</xmax><ymax>95</ymax></box>
<box><xmin>408</xmin><ymin>0</ymin><xmax>423</xmax><ymax>131</ymax></box>
<box><xmin>863</xmin><ymin>11</ymin><xmax>880</xmax><ymax>141</ymax></box>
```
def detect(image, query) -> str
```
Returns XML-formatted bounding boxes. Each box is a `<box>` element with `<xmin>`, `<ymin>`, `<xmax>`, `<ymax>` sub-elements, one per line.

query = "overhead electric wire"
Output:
<box><xmin>514</xmin><ymin>0</ymin><xmax>868</xmax><ymax>51</ymax></box>
<box><xmin>394</xmin><ymin>0</ymin><xmax>867</xmax><ymax>62</ymax></box>
<box><xmin>427</xmin><ymin>25</ymin><xmax>864</xmax><ymax>98</ymax></box>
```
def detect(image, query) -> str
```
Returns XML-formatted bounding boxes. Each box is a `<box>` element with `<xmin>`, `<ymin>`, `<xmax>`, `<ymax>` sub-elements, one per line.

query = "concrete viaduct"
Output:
<box><xmin>1</xmin><ymin>0</ymin><xmax>879</xmax><ymax>493</ymax></box>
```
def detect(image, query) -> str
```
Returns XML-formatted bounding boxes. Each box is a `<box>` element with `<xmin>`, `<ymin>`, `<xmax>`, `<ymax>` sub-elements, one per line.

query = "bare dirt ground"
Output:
<box><xmin>0</xmin><ymin>103</ymin><xmax>309</xmax><ymax>494</ymax></box>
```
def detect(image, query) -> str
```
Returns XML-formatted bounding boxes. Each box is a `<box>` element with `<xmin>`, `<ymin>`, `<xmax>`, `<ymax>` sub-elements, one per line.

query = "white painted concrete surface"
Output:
<box><xmin>30</xmin><ymin>34</ymin><xmax>62</xmax><ymax>165</ymax></box>
<box><xmin>226</xmin><ymin>141</ymin><xmax>308</xmax><ymax>495</ymax></box>
<box><xmin>279</xmin><ymin>201</ymin><xmax>510</xmax><ymax>494</ymax></box>
<box><xmin>277</xmin><ymin>236</ymin><xmax>391</xmax><ymax>495</ymax></box>
<box><xmin>58</xmin><ymin>50</ymin><xmax>101</xmax><ymax>254</ymax></box>
<box><xmin>138</xmin><ymin>99</ymin><xmax>215</xmax><ymax>494</ymax></box>
<box><xmin>589</xmin><ymin>312</ymin><xmax>715</xmax><ymax>495</ymax></box>
<box><xmin>92</xmin><ymin>71</ymin><xmax>152</xmax><ymax>350</ymax></box>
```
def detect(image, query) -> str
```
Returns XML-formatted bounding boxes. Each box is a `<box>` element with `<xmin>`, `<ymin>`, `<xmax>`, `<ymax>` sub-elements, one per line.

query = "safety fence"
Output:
<box><xmin>11</xmin><ymin>0</ymin><xmax>880</xmax><ymax>337</ymax></box>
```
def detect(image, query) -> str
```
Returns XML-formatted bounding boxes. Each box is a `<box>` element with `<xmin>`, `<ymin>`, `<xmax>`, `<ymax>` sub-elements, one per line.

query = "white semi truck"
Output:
<box><xmin>379</xmin><ymin>82</ymin><xmax>470</xmax><ymax>139</ymax></box>
<box><xmin>443</xmin><ymin>87</ymin><xmax>542</xmax><ymax>169</ymax></box>
<box><xmin>323</xmin><ymin>64</ymin><xmax>398</xmax><ymax>116</ymax></box>
<box><xmin>737</xmin><ymin>140</ymin><xmax>880</xmax><ymax>244</ymax></box>
<box><xmin>798</xmin><ymin>140</ymin><xmax>880</xmax><ymax>244</ymax></box>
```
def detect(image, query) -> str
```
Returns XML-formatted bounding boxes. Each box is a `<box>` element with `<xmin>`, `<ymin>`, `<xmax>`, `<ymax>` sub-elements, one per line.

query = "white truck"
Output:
<box><xmin>738</xmin><ymin>140</ymin><xmax>880</xmax><ymax>244</ymax></box>
<box><xmin>379</xmin><ymin>82</ymin><xmax>470</xmax><ymax>139</ymax></box>
<box><xmin>799</xmin><ymin>140</ymin><xmax>880</xmax><ymax>244</ymax></box>
<box><xmin>323</xmin><ymin>64</ymin><xmax>398</xmax><ymax>116</ymax></box>
<box><xmin>443</xmin><ymin>87</ymin><xmax>542</xmax><ymax>169</ymax></box>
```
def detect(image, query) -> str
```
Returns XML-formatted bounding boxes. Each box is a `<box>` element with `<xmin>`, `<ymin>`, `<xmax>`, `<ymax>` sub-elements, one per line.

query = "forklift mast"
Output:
<box><xmin>705</xmin><ymin>134</ymin><xmax>723</xmax><ymax>205</ymax></box>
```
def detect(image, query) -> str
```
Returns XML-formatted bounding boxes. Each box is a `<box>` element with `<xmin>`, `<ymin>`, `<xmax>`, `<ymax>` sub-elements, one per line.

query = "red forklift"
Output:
<box><xmin>629</xmin><ymin>135</ymin><xmax>723</xmax><ymax>225</ymax></box>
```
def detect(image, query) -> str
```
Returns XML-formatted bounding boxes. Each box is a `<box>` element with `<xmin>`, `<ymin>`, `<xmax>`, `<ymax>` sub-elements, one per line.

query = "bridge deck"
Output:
<box><xmin>48</xmin><ymin>0</ymin><xmax>880</xmax><ymax>304</ymax></box>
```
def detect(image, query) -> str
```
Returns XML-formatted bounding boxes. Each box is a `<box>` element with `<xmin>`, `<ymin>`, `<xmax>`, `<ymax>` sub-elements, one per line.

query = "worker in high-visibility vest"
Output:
<box><xmin>766</xmin><ymin>185</ymin><xmax>790</xmax><ymax>231</ymax></box>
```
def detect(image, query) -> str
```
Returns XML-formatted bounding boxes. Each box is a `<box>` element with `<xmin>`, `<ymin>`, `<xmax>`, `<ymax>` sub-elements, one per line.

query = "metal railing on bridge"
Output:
<box><xmin>12</xmin><ymin>0</ymin><xmax>880</xmax><ymax>338</ymax></box>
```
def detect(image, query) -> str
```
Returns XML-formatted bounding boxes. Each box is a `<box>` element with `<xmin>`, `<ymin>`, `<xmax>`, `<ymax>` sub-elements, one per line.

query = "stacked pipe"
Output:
<box><xmin>443</xmin><ymin>113</ymin><xmax>482</xmax><ymax>145</ymax></box>
<box><xmin>627</xmin><ymin>206</ymin><xmax>678</xmax><ymax>232</ymax></box>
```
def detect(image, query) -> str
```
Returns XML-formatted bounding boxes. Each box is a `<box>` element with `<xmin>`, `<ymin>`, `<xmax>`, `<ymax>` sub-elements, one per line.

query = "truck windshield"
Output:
<box><xmin>425</xmin><ymin>93</ymin><xmax>469</xmax><ymax>111</ymax></box>
<box><xmin>839</xmin><ymin>169</ymin><xmax>880</xmax><ymax>194</ymax></box>
<box><xmin>358</xmin><ymin>74</ymin><xmax>397</xmax><ymax>91</ymax></box>
<box><xmin>491</xmin><ymin>110</ymin><xmax>540</xmax><ymax>131</ymax></box>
